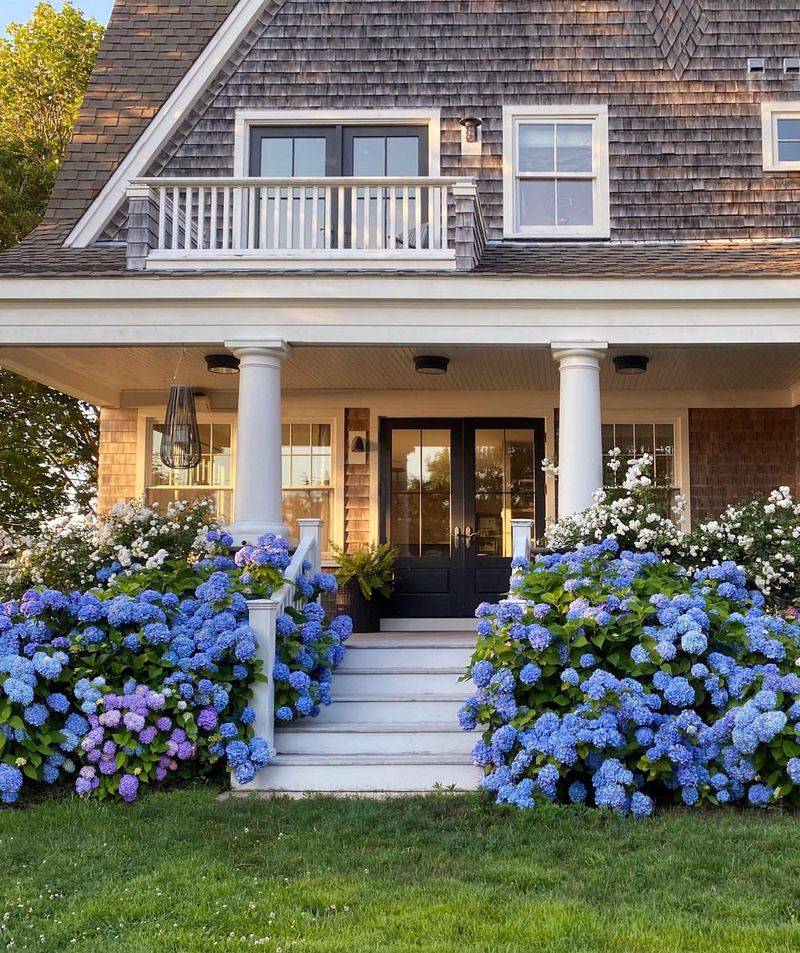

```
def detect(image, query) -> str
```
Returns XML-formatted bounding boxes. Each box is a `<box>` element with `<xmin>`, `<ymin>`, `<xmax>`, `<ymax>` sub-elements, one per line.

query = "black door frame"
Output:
<box><xmin>379</xmin><ymin>417</ymin><xmax>546</xmax><ymax>618</ymax></box>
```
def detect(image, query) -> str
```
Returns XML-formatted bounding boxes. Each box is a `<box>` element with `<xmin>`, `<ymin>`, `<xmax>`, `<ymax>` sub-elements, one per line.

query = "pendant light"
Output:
<box><xmin>160</xmin><ymin>349</ymin><xmax>201</xmax><ymax>470</ymax></box>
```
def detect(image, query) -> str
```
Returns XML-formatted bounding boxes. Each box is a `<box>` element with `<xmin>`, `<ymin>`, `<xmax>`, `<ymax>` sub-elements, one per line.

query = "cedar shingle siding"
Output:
<box><xmin>3</xmin><ymin>0</ymin><xmax>800</xmax><ymax>276</ymax></box>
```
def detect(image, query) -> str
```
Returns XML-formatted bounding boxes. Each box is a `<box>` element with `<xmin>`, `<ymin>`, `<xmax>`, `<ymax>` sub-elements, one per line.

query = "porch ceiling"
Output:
<box><xmin>3</xmin><ymin>343</ymin><xmax>800</xmax><ymax>406</ymax></box>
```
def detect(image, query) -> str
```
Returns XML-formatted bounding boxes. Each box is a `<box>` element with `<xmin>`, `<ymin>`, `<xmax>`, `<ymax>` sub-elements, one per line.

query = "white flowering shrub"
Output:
<box><xmin>547</xmin><ymin>451</ymin><xmax>687</xmax><ymax>558</ymax></box>
<box><xmin>0</xmin><ymin>499</ymin><xmax>227</xmax><ymax>597</ymax></box>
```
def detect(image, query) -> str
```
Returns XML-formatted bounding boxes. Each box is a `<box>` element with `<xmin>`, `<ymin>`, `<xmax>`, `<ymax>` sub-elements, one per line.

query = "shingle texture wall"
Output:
<box><xmin>689</xmin><ymin>407</ymin><xmax>797</xmax><ymax>522</ymax></box>
<box><xmin>344</xmin><ymin>407</ymin><xmax>371</xmax><ymax>552</ymax></box>
<box><xmin>97</xmin><ymin>408</ymin><xmax>139</xmax><ymax>514</ymax></box>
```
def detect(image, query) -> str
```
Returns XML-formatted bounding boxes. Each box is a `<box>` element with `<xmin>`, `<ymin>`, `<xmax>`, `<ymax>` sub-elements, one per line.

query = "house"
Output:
<box><xmin>2</xmin><ymin>0</ymin><xmax>800</xmax><ymax>791</ymax></box>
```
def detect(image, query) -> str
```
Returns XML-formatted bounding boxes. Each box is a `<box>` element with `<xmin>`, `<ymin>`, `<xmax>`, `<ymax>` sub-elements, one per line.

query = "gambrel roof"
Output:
<box><xmin>3</xmin><ymin>0</ymin><xmax>800</xmax><ymax>278</ymax></box>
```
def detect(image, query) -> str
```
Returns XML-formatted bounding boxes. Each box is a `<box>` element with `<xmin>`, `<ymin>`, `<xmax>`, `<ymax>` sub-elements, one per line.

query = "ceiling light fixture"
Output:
<box><xmin>414</xmin><ymin>355</ymin><xmax>450</xmax><ymax>376</ymax></box>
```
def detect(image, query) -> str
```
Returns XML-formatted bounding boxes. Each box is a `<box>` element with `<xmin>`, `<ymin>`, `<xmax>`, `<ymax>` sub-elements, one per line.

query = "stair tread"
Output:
<box><xmin>277</xmin><ymin>722</ymin><xmax>477</xmax><ymax>733</ymax></box>
<box><xmin>347</xmin><ymin>634</ymin><xmax>475</xmax><ymax>648</ymax></box>
<box><xmin>329</xmin><ymin>692</ymin><xmax>469</xmax><ymax>702</ymax></box>
<box><xmin>270</xmin><ymin>752</ymin><xmax>476</xmax><ymax>765</ymax></box>
<box><xmin>338</xmin><ymin>666</ymin><xmax>467</xmax><ymax>674</ymax></box>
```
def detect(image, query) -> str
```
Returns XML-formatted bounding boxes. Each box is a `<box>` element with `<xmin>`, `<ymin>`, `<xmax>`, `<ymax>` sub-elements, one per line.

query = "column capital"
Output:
<box><xmin>224</xmin><ymin>341</ymin><xmax>289</xmax><ymax>365</ymax></box>
<box><xmin>551</xmin><ymin>342</ymin><xmax>608</xmax><ymax>367</ymax></box>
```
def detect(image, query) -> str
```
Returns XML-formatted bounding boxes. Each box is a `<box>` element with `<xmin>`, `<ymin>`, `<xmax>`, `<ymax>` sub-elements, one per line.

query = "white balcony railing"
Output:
<box><xmin>126</xmin><ymin>176</ymin><xmax>483</xmax><ymax>271</ymax></box>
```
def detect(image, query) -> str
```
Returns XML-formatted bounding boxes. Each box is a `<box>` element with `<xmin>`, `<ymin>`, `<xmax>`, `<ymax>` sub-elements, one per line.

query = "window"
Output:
<box><xmin>602</xmin><ymin>422</ymin><xmax>678</xmax><ymax>515</ymax></box>
<box><xmin>148</xmin><ymin>420</ymin><xmax>233</xmax><ymax>521</ymax></box>
<box><xmin>762</xmin><ymin>102</ymin><xmax>800</xmax><ymax>171</ymax></box>
<box><xmin>281</xmin><ymin>422</ymin><xmax>334</xmax><ymax>545</ymax></box>
<box><xmin>503</xmin><ymin>105</ymin><xmax>610</xmax><ymax>238</ymax></box>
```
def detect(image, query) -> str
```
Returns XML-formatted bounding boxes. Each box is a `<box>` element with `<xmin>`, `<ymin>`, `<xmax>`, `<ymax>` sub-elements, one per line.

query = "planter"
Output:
<box><xmin>323</xmin><ymin>577</ymin><xmax>383</xmax><ymax>633</ymax></box>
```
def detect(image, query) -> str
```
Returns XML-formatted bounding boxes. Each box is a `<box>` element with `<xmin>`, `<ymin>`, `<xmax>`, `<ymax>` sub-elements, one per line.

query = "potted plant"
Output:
<box><xmin>328</xmin><ymin>542</ymin><xmax>397</xmax><ymax>633</ymax></box>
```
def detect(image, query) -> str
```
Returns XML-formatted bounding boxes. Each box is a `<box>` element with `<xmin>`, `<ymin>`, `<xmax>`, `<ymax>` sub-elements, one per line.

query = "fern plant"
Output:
<box><xmin>329</xmin><ymin>541</ymin><xmax>397</xmax><ymax>600</ymax></box>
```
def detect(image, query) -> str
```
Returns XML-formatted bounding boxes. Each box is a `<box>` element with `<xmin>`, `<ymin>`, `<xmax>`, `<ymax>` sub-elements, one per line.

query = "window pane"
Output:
<box><xmin>352</xmin><ymin>137</ymin><xmax>385</xmax><ymax>176</ymax></box>
<box><xmin>518</xmin><ymin>179</ymin><xmax>555</xmax><ymax>226</ymax></box>
<box><xmin>506</xmin><ymin>429</ymin><xmax>534</xmax><ymax>490</ymax></box>
<box><xmin>311</xmin><ymin>455</ymin><xmax>331</xmax><ymax>486</ymax></box>
<box><xmin>556</xmin><ymin>123</ymin><xmax>593</xmax><ymax>172</ymax></box>
<box><xmin>474</xmin><ymin>492</ymin><xmax>503</xmax><ymax>556</ymax></box>
<box><xmin>387</xmin><ymin>136</ymin><xmax>419</xmax><ymax>175</ymax></box>
<box><xmin>291</xmin><ymin>423</ymin><xmax>311</xmax><ymax>455</ymax></box>
<box><xmin>778</xmin><ymin>139</ymin><xmax>800</xmax><ymax>162</ymax></box>
<box><xmin>634</xmin><ymin>424</ymin><xmax>654</xmax><ymax>456</ymax></box>
<box><xmin>777</xmin><ymin>118</ymin><xmax>800</xmax><ymax>139</ymax></box>
<box><xmin>654</xmin><ymin>424</ymin><xmax>675</xmax><ymax>455</ymax></box>
<box><xmin>293</xmin><ymin>138</ymin><xmax>327</xmax><ymax>176</ymax></box>
<box><xmin>312</xmin><ymin>423</ymin><xmax>331</xmax><ymax>450</ymax></box>
<box><xmin>391</xmin><ymin>430</ymin><xmax>421</xmax><ymax>492</ymax></box>
<box><xmin>390</xmin><ymin>493</ymin><xmax>420</xmax><ymax>558</ymax></box>
<box><xmin>655</xmin><ymin>454</ymin><xmax>674</xmax><ymax>487</ymax></box>
<box><xmin>421</xmin><ymin>430</ymin><xmax>451</xmax><ymax>493</ymax></box>
<box><xmin>556</xmin><ymin>179</ymin><xmax>593</xmax><ymax>226</ymax></box>
<box><xmin>602</xmin><ymin>423</ymin><xmax>615</xmax><ymax>455</ymax></box>
<box><xmin>290</xmin><ymin>454</ymin><xmax>312</xmax><ymax>486</ymax></box>
<box><xmin>615</xmin><ymin>424</ymin><xmax>634</xmax><ymax>455</ymax></box>
<box><xmin>282</xmin><ymin>489</ymin><xmax>331</xmax><ymax>546</ymax></box>
<box><xmin>518</xmin><ymin>123</ymin><xmax>554</xmax><ymax>172</ymax></box>
<box><xmin>420</xmin><ymin>494</ymin><xmax>451</xmax><ymax>558</ymax></box>
<box><xmin>474</xmin><ymin>430</ymin><xmax>503</xmax><ymax>493</ymax></box>
<box><xmin>260</xmin><ymin>138</ymin><xmax>293</xmax><ymax>177</ymax></box>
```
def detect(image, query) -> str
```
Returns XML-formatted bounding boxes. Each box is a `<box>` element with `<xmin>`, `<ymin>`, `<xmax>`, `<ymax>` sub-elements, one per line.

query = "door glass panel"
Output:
<box><xmin>293</xmin><ymin>138</ymin><xmax>327</xmax><ymax>176</ymax></box>
<box><xmin>260</xmin><ymin>138</ymin><xmax>293</xmax><ymax>176</ymax></box>
<box><xmin>352</xmin><ymin>137</ymin><xmax>385</xmax><ymax>176</ymax></box>
<box><xmin>389</xmin><ymin>428</ymin><xmax>451</xmax><ymax>558</ymax></box>
<box><xmin>473</xmin><ymin>428</ymin><xmax>535</xmax><ymax>557</ymax></box>
<box><xmin>386</xmin><ymin>137</ymin><xmax>419</xmax><ymax>175</ymax></box>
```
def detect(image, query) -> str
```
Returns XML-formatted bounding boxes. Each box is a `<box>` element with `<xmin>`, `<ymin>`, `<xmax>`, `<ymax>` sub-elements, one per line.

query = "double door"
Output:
<box><xmin>380</xmin><ymin>418</ymin><xmax>545</xmax><ymax>618</ymax></box>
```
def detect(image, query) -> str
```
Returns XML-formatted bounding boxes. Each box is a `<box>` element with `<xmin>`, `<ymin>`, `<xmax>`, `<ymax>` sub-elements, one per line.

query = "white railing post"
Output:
<box><xmin>243</xmin><ymin>598</ymin><xmax>280</xmax><ymax>765</ymax></box>
<box><xmin>510</xmin><ymin>518</ymin><xmax>534</xmax><ymax>565</ymax></box>
<box><xmin>297</xmin><ymin>518</ymin><xmax>323</xmax><ymax>578</ymax></box>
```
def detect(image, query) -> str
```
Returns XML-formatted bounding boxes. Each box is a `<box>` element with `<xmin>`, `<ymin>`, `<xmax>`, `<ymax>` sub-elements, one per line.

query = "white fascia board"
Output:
<box><xmin>65</xmin><ymin>0</ymin><xmax>273</xmax><ymax>248</ymax></box>
<box><xmin>3</xmin><ymin>275</ymin><xmax>800</xmax><ymax>303</ymax></box>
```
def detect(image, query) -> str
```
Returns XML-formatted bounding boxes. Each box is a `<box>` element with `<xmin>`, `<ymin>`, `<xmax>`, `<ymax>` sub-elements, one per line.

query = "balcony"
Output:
<box><xmin>125</xmin><ymin>176</ymin><xmax>485</xmax><ymax>272</ymax></box>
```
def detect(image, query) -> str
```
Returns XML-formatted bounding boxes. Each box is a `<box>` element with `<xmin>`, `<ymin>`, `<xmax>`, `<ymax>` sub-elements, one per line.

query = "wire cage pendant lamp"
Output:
<box><xmin>160</xmin><ymin>349</ymin><xmax>201</xmax><ymax>470</ymax></box>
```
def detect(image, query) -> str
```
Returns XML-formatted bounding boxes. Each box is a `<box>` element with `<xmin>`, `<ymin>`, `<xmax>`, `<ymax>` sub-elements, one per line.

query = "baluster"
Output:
<box><xmin>389</xmin><ymin>187</ymin><xmax>397</xmax><ymax>250</ymax></box>
<box><xmin>427</xmin><ymin>185</ymin><xmax>434</xmax><ymax>250</ymax></box>
<box><xmin>273</xmin><ymin>186</ymin><xmax>281</xmax><ymax>249</ymax></box>
<box><xmin>222</xmin><ymin>188</ymin><xmax>231</xmax><ymax>250</ymax></box>
<box><xmin>298</xmin><ymin>185</ymin><xmax>306</xmax><ymax>249</ymax></box>
<box><xmin>210</xmin><ymin>187</ymin><xmax>218</xmax><ymax>250</ymax></box>
<box><xmin>402</xmin><ymin>185</ymin><xmax>409</xmax><ymax>249</ymax></box>
<box><xmin>324</xmin><ymin>186</ymin><xmax>332</xmax><ymax>250</ymax></box>
<box><xmin>197</xmin><ymin>187</ymin><xmax>205</xmax><ymax>249</ymax></box>
<box><xmin>414</xmin><ymin>186</ymin><xmax>422</xmax><ymax>250</ymax></box>
<box><xmin>170</xmin><ymin>187</ymin><xmax>179</xmax><ymax>250</ymax></box>
<box><xmin>247</xmin><ymin>187</ymin><xmax>256</xmax><ymax>249</ymax></box>
<box><xmin>362</xmin><ymin>186</ymin><xmax>370</xmax><ymax>249</ymax></box>
<box><xmin>185</xmin><ymin>187</ymin><xmax>193</xmax><ymax>250</ymax></box>
<box><xmin>376</xmin><ymin>184</ymin><xmax>384</xmax><ymax>250</ymax></box>
<box><xmin>259</xmin><ymin>186</ymin><xmax>268</xmax><ymax>250</ymax></box>
<box><xmin>337</xmin><ymin>186</ymin><xmax>345</xmax><ymax>249</ymax></box>
<box><xmin>441</xmin><ymin>185</ymin><xmax>449</xmax><ymax>250</ymax></box>
<box><xmin>286</xmin><ymin>185</ymin><xmax>294</xmax><ymax>249</ymax></box>
<box><xmin>311</xmin><ymin>186</ymin><xmax>319</xmax><ymax>250</ymax></box>
<box><xmin>158</xmin><ymin>188</ymin><xmax>167</xmax><ymax>250</ymax></box>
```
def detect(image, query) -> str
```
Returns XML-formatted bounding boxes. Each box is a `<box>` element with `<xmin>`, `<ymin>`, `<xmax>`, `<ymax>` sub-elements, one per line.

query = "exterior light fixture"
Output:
<box><xmin>414</xmin><ymin>355</ymin><xmax>450</xmax><ymax>376</ymax></box>
<box><xmin>613</xmin><ymin>354</ymin><xmax>649</xmax><ymax>376</ymax></box>
<box><xmin>460</xmin><ymin>115</ymin><xmax>482</xmax><ymax>143</ymax></box>
<box><xmin>205</xmin><ymin>353</ymin><xmax>240</xmax><ymax>375</ymax></box>
<box><xmin>350</xmin><ymin>435</ymin><xmax>366</xmax><ymax>454</ymax></box>
<box><xmin>161</xmin><ymin>348</ymin><xmax>201</xmax><ymax>469</ymax></box>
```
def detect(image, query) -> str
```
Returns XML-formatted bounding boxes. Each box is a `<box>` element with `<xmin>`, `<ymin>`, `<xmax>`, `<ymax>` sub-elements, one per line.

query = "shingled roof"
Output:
<box><xmin>2</xmin><ymin>0</ymin><xmax>800</xmax><ymax>279</ymax></box>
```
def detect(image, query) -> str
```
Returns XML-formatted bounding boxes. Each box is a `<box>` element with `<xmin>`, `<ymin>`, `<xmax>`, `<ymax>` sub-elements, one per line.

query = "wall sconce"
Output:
<box><xmin>460</xmin><ymin>115</ymin><xmax>482</xmax><ymax>156</ymax></box>
<box><xmin>349</xmin><ymin>432</ymin><xmax>367</xmax><ymax>465</ymax></box>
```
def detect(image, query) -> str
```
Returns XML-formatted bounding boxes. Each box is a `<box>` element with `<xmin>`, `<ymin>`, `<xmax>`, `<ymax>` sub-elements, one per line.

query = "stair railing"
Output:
<box><xmin>245</xmin><ymin>519</ymin><xmax>323</xmax><ymax>761</ymax></box>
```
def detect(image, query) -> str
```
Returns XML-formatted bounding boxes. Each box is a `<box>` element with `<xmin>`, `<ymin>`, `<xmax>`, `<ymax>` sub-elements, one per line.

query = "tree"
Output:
<box><xmin>0</xmin><ymin>4</ymin><xmax>104</xmax><ymax>537</ymax></box>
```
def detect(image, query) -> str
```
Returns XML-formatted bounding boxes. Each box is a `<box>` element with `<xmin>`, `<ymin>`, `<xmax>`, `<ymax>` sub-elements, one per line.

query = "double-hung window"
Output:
<box><xmin>762</xmin><ymin>102</ymin><xmax>800</xmax><ymax>171</ymax></box>
<box><xmin>503</xmin><ymin>105</ymin><xmax>610</xmax><ymax>238</ymax></box>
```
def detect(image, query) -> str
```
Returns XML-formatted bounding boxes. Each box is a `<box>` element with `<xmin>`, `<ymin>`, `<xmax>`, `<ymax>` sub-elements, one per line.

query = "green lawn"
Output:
<box><xmin>1</xmin><ymin>786</ymin><xmax>800</xmax><ymax>952</ymax></box>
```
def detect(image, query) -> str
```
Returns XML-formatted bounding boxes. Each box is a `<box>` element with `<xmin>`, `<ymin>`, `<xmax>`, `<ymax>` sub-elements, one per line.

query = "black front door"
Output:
<box><xmin>380</xmin><ymin>418</ymin><xmax>545</xmax><ymax>618</ymax></box>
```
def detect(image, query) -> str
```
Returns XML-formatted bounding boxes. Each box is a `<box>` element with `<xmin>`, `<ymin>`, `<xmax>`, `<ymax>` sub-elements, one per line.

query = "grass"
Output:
<box><xmin>1</xmin><ymin>785</ymin><xmax>800</xmax><ymax>952</ymax></box>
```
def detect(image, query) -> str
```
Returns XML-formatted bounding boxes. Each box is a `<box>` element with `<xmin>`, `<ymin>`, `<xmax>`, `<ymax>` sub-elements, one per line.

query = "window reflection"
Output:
<box><xmin>389</xmin><ymin>429</ymin><xmax>452</xmax><ymax>558</ymax></box>
<box><xmin>473</xmin><ymin>429</ymin><xmax>535</xmax><ymax>557</ymax></box>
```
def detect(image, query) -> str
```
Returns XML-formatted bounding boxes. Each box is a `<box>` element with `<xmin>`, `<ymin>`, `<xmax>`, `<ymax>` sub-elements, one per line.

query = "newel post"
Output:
<box><xmin>297</xmin><ymin>518</ymin><xmax>323</xmax><ymax>578</ymax></box>
<box><xmin>244</xmin><ymin>598</ymin><xmax>280</xmax><ymax>765</ymax></box>
<box><xmin>510</xmin><ymin>518</ymin><xmax>534</xmax><ymax>564</ymax></box>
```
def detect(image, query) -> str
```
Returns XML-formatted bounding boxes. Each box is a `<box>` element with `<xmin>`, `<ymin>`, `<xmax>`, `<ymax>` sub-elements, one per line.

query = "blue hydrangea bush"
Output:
<box><xmin>0</xmin><ymin>531</ymin><xmax>351</xmax><ymax>805</ymax></box>
<box><xmin>460</xmin><ymin>541</ymin><xmax>800</xmax><ymax>816</ymax></box>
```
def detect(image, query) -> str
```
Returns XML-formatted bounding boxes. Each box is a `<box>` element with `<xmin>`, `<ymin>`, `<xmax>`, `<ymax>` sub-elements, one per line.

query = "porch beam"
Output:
<box><xmin>552</xmin><ymin>342</ymin><xmax>607</xmax><ymax>518</ymax></box>
<box><xmin>226</xmin><ymin>340</ymin><xmax>288</xmax><ymax>544</ymax></box>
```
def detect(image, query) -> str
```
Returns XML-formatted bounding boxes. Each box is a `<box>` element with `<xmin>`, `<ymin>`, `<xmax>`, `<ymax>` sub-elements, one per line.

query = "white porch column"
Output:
<box><xmin>551</xmin><ymin>343</ymin><xmax>607</xmax><ymax>518</ymax></box>
<box><xmin>226</xmin><ymin>341</ymin><xmax>288</xmax><ymax>543</ymax></box>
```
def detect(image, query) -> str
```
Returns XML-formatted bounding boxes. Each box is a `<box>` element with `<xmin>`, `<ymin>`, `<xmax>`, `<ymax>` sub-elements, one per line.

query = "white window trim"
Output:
<box><xmin>502</xmin><ymin>104</ymin><xmax>610</xmax><ymax>239</ymax></box>
<box><xmin>233</xmin><ymin>108</ymin><xmax>441</xmax><ymax>178</ymax></box>
<box><xmin>761</xmin><ymin>101</ymin><xmax>800</xmax><ymax>172</ymax></box>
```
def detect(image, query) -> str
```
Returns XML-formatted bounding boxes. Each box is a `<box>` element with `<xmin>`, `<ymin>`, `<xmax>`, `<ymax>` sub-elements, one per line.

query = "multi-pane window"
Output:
<box><xmin>761</xmin><ymin>104</ymin><xmax>800</xmax><ymax>171</ymax></box>
<box><xmin>148</xmin><ymin>421</ymin><xmax>233</xmax><ymax>521</ymax></box>
<box><xmin>389</xmin><ymin>429</ymin><xmax>452</xmax><ymax>559</ymax></box>
<box><xmin>281</xmin><ymin>423</ymin><xmax>333</xmax><ymax>545</ymax></box>
<box><xmin>503</xmin><ymin>106</ymin><xmax>610</xmax><ymax>238</ymax></box>
<box><xmin>602</xmin><ymin>423</ymin><xmax>676</xmax><ymax>510</ymax></box>
<box><xmin>474</xmin><ymin>428</ymin><xmax>536</xmax><ymax>557</ymax></box>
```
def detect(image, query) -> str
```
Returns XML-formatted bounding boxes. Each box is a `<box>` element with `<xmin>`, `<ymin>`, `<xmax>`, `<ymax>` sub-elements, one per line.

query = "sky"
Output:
<box><xmin>2</xmin><ymin>0</ymin><xmax>114</xmax><ymax>35</ymax></box>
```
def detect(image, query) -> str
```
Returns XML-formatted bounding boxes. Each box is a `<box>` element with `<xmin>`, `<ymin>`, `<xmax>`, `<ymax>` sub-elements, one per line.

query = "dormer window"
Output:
<box><xmin>502</xmin><ymin>105</ymin><xmax>610</xmax><ymax>239</ymax></box>
<box><xmin>762</xmin><ymin>102</ymin><xmax>800</xmax><ymax>171</ymax></box>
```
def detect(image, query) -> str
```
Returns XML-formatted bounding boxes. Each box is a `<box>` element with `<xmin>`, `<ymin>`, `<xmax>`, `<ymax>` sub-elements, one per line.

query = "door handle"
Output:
<box><xmin>453</xmin><ymin>525</ymin><xmax>462</xmax><ymax>549</ymax></box>
<box><xmin>463</xmin><ymin>526</ymin><xmax>479</xmax><ymax>549</ymax></box>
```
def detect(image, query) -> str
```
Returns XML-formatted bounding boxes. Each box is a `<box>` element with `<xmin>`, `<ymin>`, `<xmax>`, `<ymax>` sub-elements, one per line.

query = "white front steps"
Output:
<box><xmin>250</xmin><ymin>626</ymin><xmax>483</xmax><ymax>794</ymax></box>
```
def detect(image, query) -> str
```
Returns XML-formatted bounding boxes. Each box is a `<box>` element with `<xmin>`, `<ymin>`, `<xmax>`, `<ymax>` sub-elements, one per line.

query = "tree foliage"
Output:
<box><xmin>0</xmin><ymin>4</ymin><xmax>103</xmax><ymax>536</ymax></box>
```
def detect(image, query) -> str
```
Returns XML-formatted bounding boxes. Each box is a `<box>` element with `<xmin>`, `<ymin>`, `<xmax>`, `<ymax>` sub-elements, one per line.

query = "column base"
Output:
<box><xmin>227</xmin><ymin>521</ymin><xmax>289</xmax><ymax>546</ymax></box>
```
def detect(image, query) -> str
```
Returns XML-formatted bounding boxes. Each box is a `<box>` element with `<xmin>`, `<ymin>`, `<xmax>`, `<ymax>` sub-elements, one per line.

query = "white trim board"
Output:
<box><xmin>761</xmin><ymin>101</ymin><xmax>800</xmax><ymax>172</ymax></box>
<box><xmin>66</xmin><ymin>0</ymin><xmax>280</xmax><ymax>248</ymax></box>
